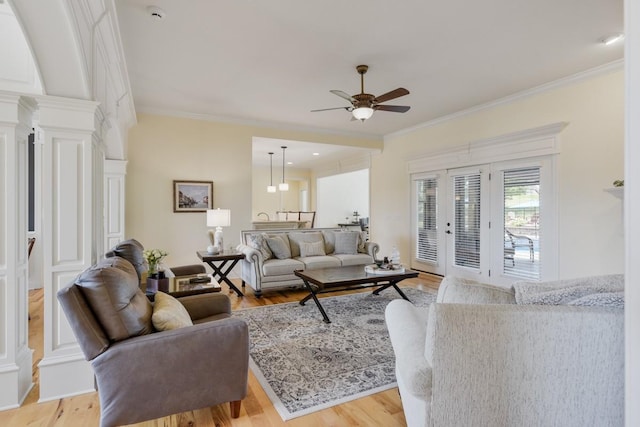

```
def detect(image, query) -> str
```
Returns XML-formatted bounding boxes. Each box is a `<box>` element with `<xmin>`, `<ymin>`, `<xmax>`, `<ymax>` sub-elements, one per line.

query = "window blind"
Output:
<box><xmin>453</xmin><ymin>173</ymin><xmax>481</xmax><ymax>269</ymax></box>
<box><xmin>416</xmin><ymin>178</ymin><xmax>438</xmax><ymax>263</ymax></box>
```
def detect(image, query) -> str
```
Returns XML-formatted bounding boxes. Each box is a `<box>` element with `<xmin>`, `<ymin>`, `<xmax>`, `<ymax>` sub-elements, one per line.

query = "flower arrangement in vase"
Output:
<box><xmin>143</xmin><ymin>248</ymin><xmax>168</xmax><ymax>278</ymax></box>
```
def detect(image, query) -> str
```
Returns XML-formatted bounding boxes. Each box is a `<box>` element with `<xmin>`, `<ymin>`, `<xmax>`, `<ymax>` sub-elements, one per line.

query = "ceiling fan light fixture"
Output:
<box><xmin>352</xmin><ymin>107</ymin><xmax>374</xmax><ymax>121</ymax></box>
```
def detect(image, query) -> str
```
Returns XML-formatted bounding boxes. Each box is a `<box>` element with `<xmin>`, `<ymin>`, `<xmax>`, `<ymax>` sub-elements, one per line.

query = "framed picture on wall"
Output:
<box><xmin>173</xmin><ymin>180</ymin><xmax>213</xmax><ymax>212</ymax></box>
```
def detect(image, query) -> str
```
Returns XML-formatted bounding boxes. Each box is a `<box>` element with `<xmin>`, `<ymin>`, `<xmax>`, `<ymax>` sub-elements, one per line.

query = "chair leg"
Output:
<box><xmin>230</xmin><ymin>400</ymin><xmax>242</xmax><ymax>418</ymax></box>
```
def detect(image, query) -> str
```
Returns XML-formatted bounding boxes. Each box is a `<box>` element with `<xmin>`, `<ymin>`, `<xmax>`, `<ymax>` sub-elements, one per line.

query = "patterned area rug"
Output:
<box><xmin>233</xmin><ymin>288</ymin><xmax>436</xmax><ymax>420</ymax></box>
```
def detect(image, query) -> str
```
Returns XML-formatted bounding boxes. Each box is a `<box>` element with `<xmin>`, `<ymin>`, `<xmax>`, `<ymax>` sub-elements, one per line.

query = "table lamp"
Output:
<box><xmin>206</xmin><ymin>208</ymin><xmax>231</xmax><ymax>254</ymax></box>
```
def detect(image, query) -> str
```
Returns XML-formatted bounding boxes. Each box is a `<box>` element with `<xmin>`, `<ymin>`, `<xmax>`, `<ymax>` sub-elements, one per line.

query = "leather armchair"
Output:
<box><xmin>57</xmin><ymin>253</ymin><xmax>249</xmax><ymax>427</ymax></box>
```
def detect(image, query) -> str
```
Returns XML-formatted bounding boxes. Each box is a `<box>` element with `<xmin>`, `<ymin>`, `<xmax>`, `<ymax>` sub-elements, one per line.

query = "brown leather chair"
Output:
<box><xmin>57</xmin><ymin>251</ymin><xmax>249</xmax><ymax>427</ymax></box>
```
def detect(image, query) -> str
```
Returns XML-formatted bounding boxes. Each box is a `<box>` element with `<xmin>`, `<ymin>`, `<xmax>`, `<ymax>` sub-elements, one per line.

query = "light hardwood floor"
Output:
<box><xmin>0</xmin><ymin>274</ymin><xmax>441</xmax><ymax>427</ymax></box>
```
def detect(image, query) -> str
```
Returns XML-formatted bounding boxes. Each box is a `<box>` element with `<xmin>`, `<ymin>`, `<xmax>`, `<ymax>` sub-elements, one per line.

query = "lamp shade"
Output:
<box><xmin>352</xmin><ymin>107</ymin><xmax>374</xmax><ymax>121</ymax></box>
<box><xmin>207</xmin><ymin>208</ymin><xmax>231</xmax><ymax>227</ymax></box>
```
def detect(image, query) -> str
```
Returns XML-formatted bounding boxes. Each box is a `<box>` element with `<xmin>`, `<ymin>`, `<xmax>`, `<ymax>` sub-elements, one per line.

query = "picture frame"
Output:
<box><xmin>173</xmin><ymin>180</ymin><xmax>213</xmax><ymax>212</ymax></box>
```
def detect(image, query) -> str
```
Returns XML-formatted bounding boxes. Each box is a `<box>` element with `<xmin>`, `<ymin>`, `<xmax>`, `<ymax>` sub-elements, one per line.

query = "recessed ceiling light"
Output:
<box><xmin>147</xmin><ymin>6</ymin><xmax>166</xmax><ymax>21</ymax></box>
<box><xmin>312</xmin><ymin>152</ymin><xmax>320</xmax><ymax>156</ymax></box>
<box><xmin>600</xmin><ymin>33</ymin><xmax>624</xmax><ymax>46</ymax></box>
<box><xmin>287</xmin><ymin>161</ymin><xmax>293</xmax><ymax>165</ymax></box>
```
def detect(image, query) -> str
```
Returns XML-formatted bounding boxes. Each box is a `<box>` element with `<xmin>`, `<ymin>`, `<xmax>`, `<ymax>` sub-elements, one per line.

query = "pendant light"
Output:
<box><xmin>279</xmin><ymin>146</ymin><xmax>289</xmax><ymax>191</ymax></box>
<box><xmin>267</xmin><ymin>152</ymin><xmax>276</xmax><ymax>193</ymax></box>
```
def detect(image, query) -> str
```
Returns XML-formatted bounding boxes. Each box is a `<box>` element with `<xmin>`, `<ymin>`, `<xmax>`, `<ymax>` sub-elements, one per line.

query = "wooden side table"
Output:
<box><xmin>197</xmin><ymin>250</ymin><xmax>245</xmax><ymax>297</ymax></box>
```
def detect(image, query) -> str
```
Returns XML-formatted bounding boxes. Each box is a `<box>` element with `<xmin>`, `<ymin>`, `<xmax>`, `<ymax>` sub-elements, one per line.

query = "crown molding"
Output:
<box><xmin>135</xmin><ymin>106</ymin><xmax>383</xmax><ymax>142</ymax></box>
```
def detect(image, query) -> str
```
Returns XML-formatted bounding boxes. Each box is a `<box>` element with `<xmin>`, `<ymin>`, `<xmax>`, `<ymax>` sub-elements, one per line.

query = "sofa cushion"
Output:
<box><xmin>247</xmin><ymin>233</ymin><xmax>272</xmax><ymax>260</ymax></box>
<box><xmin>152</xmin><ymin>291</ymin><xmax>193</xmax><ymax>331</ymax></box>
<box><xmin>262</xmin><ymin>258</ymin><xmax>305</xmax><ymax>276</ymax></box>
<box><xmin>287</xmin><ymin>232</ymin><xmax>324</xmax><ymax>258</ymax></box>
<box><xmin>300</xmin><ymin>240</ymin><xmax>326</xmax><ymax>257</ymax></box>
<box><xmin>75</xmin><ymin>256</ymin><xmax>154</xmax><ymax>341</ymax></box>
<box><xmin>332</xmin><ymin>253</ymin><xmax>374</xmax><ymax>266</ymax></box>
<box><xmin>322</xmin><ymin>230</ymin><xmax>367</xmax><ymax>255</ymax></box>
<box><xmin>298</xmin><ymin>255</ymin><xmax>341</xmax><ymax>270</ymax></box>
<box><xmin>105</xmin><ymin>238</ymin><xmax>147</xmax><ymax>281</ymax></box>
<box><xmin>436</xmin><ymin>276</ymin><xmax>516</xmax><ymax>304</ymax></box>
<box><xmin>334</xmin><ymin>231</ymin><xmax>359</xmax><ymax>254</ymax></box>
<box><xmin>265</xmin><ymin>235</ymin><xmax>291</xmax><ymax>259</ymax></box>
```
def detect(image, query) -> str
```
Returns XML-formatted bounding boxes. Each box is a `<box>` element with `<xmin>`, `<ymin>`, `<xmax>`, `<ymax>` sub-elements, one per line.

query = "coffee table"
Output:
<box><xmin>294</xmin><ymin>265</ymin><xmax>419</xmax><ymax>323</ymax></box>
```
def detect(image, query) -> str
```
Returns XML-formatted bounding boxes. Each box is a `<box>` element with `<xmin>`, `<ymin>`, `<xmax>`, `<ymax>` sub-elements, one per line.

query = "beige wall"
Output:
<box><xmin>372</xmin><ymin>69</ymin><xmax>624</xmax><ymax>279</ymax></box>
<box><xmin>126</xmin><ymin>113</ymin><xmax>379</xmax><ymax>269</ymax></box>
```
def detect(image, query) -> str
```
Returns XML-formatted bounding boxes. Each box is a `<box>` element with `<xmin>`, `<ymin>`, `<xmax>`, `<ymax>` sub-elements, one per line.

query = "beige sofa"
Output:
<box><xmin>385</xmin><ymin>275</ymin><xmax>624</xmax><ymax>427</ymax></box>
<box><xmin>237</xmin><ymin>228</ymin><xmax>379</xmax><ymax>297</ymax></box>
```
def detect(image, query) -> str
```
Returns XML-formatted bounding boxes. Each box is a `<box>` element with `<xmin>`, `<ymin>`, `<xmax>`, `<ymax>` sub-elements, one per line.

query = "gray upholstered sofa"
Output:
<box><xmin>237</xmin><ymin>228</ymin><xmax>379</xmax><ymax>297</ymax></box>
<box><xmin>385</xmin><ymin>275</ymin><xmax>624</xmax><ymax>427</ymax></box>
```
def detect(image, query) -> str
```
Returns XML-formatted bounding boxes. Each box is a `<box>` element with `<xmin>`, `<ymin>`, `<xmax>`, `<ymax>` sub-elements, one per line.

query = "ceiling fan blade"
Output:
<box><xmin>374</xmin><ymin>88</ymin><xmax>409</xmax><ymax>104</ymax></box>
<box><xmin>330</xmin><ymin>90</ymin><xmax>355</xmax><ymax>101</ymax></box>
<box><xmin>374</xmin><ymin>104</ymin><xmax>410</xmax><ymax>113</ymax></box>
<box><xmin>311</xmin><ymin>106</ymin><xmax>351</xmax><ymax>112</ymax></box>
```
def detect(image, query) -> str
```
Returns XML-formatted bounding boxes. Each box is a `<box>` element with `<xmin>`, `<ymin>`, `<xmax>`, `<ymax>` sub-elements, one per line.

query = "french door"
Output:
<box><xmin>411</xmin><ymin>158</ymin><xmax>554</xmax><ymax>284</ymax></box>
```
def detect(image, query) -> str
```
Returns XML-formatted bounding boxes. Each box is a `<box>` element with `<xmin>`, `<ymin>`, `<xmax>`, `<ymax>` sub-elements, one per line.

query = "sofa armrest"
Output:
<box><xmin>178</xmin><ymin>292</ymin><xmax>231</xmax><ymax>321</ymax></box>
<box><xmin>385</xmin><ymin>299</ymin><xmax>432</xmax><ymax>399</ymax></box>
<box><xmin>363</xmin><ymin>241</ymin><xmax>379</xmax><ymax>259</ymax></box>
<box><xmin>92</xmin><ymin>317</ymin><xmax>249</xmax><ymax>427</ymax></box>
<box><xmin>237</xmin><ymin>244</ymin><xmax>262</xmax><ymax>265</ymax></box>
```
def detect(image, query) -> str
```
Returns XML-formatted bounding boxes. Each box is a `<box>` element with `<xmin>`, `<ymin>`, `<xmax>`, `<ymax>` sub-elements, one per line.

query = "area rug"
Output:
<box><xmin>233</xmin><ymin>288</ymin><xmax>436</xmax><ymax>420</ymax></box>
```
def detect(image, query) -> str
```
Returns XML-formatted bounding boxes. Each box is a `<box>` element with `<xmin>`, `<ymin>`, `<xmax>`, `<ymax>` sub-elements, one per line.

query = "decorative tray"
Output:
<box><xmin>364</xmin><ymin>264</ymin><xmax>405</xmax><ymax>275</ymax></box>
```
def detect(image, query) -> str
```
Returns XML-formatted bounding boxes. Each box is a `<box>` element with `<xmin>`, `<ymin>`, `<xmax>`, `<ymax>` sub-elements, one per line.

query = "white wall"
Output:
<box><xmin>373</xmin><ymin>68</ymin><xmax>624</xmax><ymax>278</ymax></box>
<box><xmin>316</xmin><ymin>169</ymin><xmax>369</xmax><ymax>227</ymax></box>
<box><xmin>251</xmin><ymin>164</ymin><xmax>309</xmax><ymax>220</ymax></box>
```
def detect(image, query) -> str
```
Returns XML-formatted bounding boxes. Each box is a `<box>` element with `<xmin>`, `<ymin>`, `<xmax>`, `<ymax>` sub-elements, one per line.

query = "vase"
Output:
<box><xmin>148</xmin><ymin>262</ymin><xmax>158</xmax><ymax>279</ymax></box>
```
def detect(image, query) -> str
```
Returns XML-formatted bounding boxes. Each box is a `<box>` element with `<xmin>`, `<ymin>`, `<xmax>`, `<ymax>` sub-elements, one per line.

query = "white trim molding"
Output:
<box><xmin>407</xmin><ymin>122</ymin><xmax>568</xmax><ymax>174</ymax></box>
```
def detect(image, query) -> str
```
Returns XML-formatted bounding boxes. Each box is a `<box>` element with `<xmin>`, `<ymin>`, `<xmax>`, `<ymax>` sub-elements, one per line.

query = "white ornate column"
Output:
<box><xmin>104</xmin><ymin>160</ymin><xmax>127</xmax><ymax>251</ymax></box>
<box><xmin>0</xmin><ymin>93</ymin><xmax>35</xmax><ymax>410</ymax></box>
<box><xmin>35</xmin><ymin>95</ymin><xmax>102</xmax><ymax>401</ymax></box>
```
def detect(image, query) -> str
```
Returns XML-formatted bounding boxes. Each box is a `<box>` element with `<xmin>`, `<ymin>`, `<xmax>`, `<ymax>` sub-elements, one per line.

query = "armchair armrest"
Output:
<box><xmin>92</xmin><ymin>317</ymin><xmax>249</xmax><ymax>427</ymax></box>
<box><xmin>178</xmin><ymin>292</ymin><xmax>231</xmax><ymax>321</ymax></box>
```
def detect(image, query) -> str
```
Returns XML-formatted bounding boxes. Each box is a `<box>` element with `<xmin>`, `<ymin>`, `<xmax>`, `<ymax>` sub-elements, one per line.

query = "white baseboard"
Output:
<box><xmin>38</xmin><ymin>354</ymin><xmax>95</xmax><ymax>402</ymax></box>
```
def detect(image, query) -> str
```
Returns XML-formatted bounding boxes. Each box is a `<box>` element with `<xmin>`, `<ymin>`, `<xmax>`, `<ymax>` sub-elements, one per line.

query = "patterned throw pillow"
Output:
<box><xmin>265</xmin><ymin>235</ymin><xmax>292</xmax><ymax>259</ymax></box>
<box><xmin>299</xmin><ymin>240</ymin><xmax>326</xmax><ymax>257</ymax></box>
<box><xmin>334</xmin><ymin>231</ymin><xmax>359</xmax><ymax>255</ymax></box>
<box><xmin>248</xmin><ymin>233</ymin><xmax>272</xmax><ymax>260</ymax></box>
<box><xmin>152</xmin><ymin>291</ymin><xmax>193</xmax><ymax>331</ymax></box>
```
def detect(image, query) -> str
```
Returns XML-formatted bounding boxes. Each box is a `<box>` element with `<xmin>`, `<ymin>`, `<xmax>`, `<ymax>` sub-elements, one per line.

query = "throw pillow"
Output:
<box><xmin>152</xmin><ymin>291</ymin><xmax>193</xmax><ymax>331</ymax></box>
<box><xmin>247</xmin><ymin>233</ymin><xmax>272</xmax><ymax>260</ymax></box>
<box><xmin>299</xmin><ymin>240</ymin><xmax>326</xmax><ymax>257</ymax></box>
<box><xmin>265</xmin><ymin>235</ymin><xmax>292</xmax><ymax>259</ymax></box>
<box><xmin>334</xmin><ymin>231</ymin><xmax>359</xmax><ymax>254</ymax></box>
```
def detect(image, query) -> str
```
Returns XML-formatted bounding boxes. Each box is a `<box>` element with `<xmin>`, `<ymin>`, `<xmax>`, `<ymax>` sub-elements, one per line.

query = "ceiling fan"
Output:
<box><xmin>312</xmin><ymin>65</ymin><xmax>410</xmax><ymax>121</ymax></box>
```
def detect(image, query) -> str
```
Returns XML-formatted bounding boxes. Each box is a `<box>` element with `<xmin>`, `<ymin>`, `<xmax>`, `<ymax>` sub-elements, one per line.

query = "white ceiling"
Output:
<box><xmin>115</xmin><ymin>0</ymin><xmax>623</xmax><ymax>150</ymax></box>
